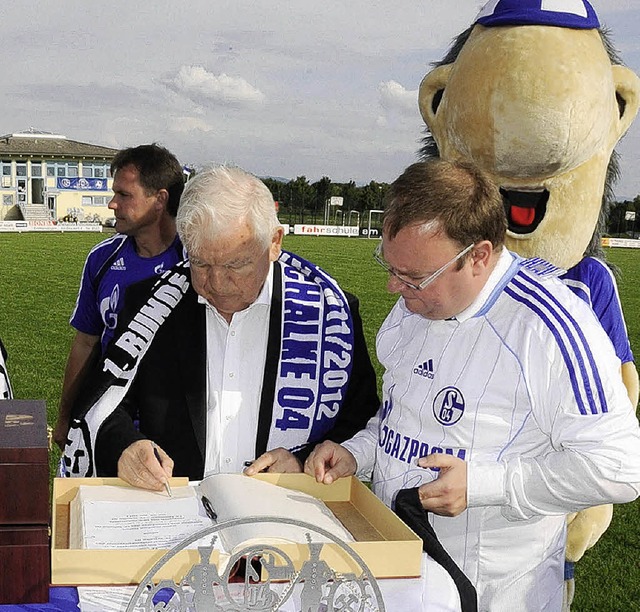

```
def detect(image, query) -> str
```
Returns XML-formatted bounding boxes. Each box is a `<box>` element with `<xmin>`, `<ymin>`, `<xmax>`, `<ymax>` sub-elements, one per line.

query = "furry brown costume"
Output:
<box><xmin>417</xmin><ymin>1</ymin><xmax>640</xmax><ymax>607</ymax></box>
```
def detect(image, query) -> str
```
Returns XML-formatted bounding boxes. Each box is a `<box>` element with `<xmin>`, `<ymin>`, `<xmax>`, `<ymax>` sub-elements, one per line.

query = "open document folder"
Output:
<box><xmin>53</xmin><ymin>474</ymin><xmax>422</xmax><ymax>584</ymax></box>
<box><xmin>69</xmin><ymin>473</ymin><xmax>354</xmax><ymax>553</ymax></box>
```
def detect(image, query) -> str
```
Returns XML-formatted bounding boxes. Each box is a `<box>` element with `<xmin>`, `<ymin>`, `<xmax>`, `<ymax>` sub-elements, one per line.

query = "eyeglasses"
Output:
<box><xmin>373</xmin><ymin>241</ymin><xmax>475</xmax><ymax>291</ymax></box>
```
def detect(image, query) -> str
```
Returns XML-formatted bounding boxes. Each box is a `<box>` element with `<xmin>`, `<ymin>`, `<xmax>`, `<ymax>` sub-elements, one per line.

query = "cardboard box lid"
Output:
<box><xmin>52</xmin><ymin>475</ymin><xmax>422</xmax><ymax>584</ymax></box>
<box><xmin>0</xmin><ymin>400</ymin><xmax>48</xmax><ymax>463</ymax></box>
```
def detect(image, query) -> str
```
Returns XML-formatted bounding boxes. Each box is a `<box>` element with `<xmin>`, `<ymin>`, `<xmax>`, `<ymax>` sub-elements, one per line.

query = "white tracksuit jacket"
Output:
<box><xmin>344</xmin><ymin>249</ymin><xmax>640</xmax><ymax>611</ymax></box>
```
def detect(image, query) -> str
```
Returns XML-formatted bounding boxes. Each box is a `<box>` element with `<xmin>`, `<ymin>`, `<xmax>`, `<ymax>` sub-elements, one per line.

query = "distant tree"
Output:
<box><xmin>255</xmin><ymin>173</ymin><xmax>390</xmax><ymax>225</ymax></box>
<box><xmin>361</xmin><ymin>181</ymin><xmax>387</xmax><ymax>212</ymax></box>
<box><xmin>607</xmin><ymin>198</ymin><xmax>640</xmax><ymax>237</ymax></box>
<box><xmin>633</xmin><ymin>196</ymin><xmax>640</xmax><ymax>238</ymax></box>
<box><xmin>262</xmin><ymin>177</ymin><xmax>284</xmax><ymax>202</ymax></box>
<box><xmin>312</xmin><ymin>176</ymin><xmax>332</xmax><ymax>223</ymax></box>
<box><xmin>288</xmin><ymin>176</ymin><xmax>315</xmax><ymax>224</ymax></box>
<box><xmin>338</xmin><ymin>180</ymin><xmax>361</xmax><ymax>212</ymax></box>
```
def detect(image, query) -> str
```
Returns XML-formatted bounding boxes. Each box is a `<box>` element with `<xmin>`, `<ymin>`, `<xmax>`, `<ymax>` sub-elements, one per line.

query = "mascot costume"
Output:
<box><xmin>417</xmin><ymin>0</ymin><xmax>640</xmax><ymax>608</ymax></box>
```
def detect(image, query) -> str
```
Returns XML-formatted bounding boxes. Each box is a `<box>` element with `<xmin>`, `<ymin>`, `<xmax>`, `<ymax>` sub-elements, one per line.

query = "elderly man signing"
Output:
<box><xmin>63</xmin><ymin>165</ymin><xmax>379</xmax><ymax>488</ymax></box>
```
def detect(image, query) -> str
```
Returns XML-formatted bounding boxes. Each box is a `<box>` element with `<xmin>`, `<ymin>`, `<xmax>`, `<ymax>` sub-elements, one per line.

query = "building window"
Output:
<box><xmin>47</xmin><ymin>161</ymin><xmax>79</xmax><ymax>178</ymax></box>
<box><xmin>82</xmin><ymin>196</ymin><xmax>109</xmax><ymax>207</ymax></box>
<box><xmin>3</xmin><ymin>194</ymin><xmax>13</xmax><ymax>207</ymax></box>
<box><xmin>31</xmin><ymin>162</ymin><xmax>43</xmax><ymax>177</ymax></box>
<box><xmin>81</xmin><ymin>162</ymin><xmax>111</xmax><ymax>178</ymax></box>
<box><xmin>0</xmin><ymin>161</ymin><xmax>11</xmax><ymax>187</ymax></box>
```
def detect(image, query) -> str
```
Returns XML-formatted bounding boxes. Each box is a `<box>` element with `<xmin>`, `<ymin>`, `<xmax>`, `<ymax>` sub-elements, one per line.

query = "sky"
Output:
<box><xmin>1</xmin><ymin>1</ymin><xmax>639</xmax><ymax>197</ymax></box>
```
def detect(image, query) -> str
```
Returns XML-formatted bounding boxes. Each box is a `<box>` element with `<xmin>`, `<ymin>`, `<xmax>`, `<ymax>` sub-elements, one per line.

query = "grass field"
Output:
<box><xmin>0</xmin><ymin>232</ymin><xmax>638</xmax><ymax>610</ymax></box>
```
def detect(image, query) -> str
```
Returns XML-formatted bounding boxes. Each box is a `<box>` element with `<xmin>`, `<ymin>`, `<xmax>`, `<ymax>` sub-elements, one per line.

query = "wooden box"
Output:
<box><xmin>0</xmin><ymin>400</ymin><xmax>49</xmax><ymax>525</ymax></box>
<box><xmin>52</xmin><ymin>474</ymin><xmax>422</xmax><ymax>585</ymax></box>
<box><xmin>0</xmin><ymin>400</ymin><xmax>50</xmax><ymax>604</ymax></box>
<box><xmin>0</xmin><ymin>526</ymin><xmax>49</xmax><ymax>604</ymax></box>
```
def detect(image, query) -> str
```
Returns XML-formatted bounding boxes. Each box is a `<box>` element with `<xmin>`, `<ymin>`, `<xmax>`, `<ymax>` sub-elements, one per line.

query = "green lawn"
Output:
<box><xmin>0</xmin><ymin>232</ymin><xmax>638</xmax><ymax>610</ymax></box>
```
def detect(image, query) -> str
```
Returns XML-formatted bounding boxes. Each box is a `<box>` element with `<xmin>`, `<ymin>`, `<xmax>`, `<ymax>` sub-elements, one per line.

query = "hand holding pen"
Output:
<box><xmin>117</xmin><ymin>439</ymin><xmax>175</xmax><ymax>493</ymax></box>
<box><xmin>152</xmin><ymin>443</ymin><xmax>173</xmax><ymax>497</ymax></box>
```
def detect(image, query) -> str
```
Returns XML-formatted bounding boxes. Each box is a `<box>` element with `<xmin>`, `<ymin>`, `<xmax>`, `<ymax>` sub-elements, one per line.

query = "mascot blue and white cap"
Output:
<box><xmin>476</xmin><ymin>0</ymin><xmax>599</xmax><ymax>29</ymax></box>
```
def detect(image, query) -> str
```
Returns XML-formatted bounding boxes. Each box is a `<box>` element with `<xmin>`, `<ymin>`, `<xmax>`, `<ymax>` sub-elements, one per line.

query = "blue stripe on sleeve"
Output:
<box><xmin>506</xmin><ymin>272</ymin><xmax>607</xmax><ymax>415</ymax></box>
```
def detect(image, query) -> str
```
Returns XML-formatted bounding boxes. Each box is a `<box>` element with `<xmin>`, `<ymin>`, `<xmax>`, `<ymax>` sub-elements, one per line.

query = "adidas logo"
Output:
<box><xmin>110</xmin><ymin>257</ymin><xmax>126</xmax><ymax>271</ymax></box>
<box><xmin>413</xmin><ymin>359</ymin><xmax>434</xmax><ymax>379</ymax></box>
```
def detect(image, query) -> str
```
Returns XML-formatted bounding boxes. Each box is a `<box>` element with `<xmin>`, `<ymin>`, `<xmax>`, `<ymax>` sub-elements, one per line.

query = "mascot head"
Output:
<box><xmin>418</xmin><ymin>0</ymin><xmax>640</xmax><ymax>268</ymax></box>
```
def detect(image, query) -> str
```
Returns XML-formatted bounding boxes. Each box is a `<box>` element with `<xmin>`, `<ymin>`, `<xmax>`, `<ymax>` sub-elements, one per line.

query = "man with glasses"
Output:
<box><xmin>305</xmin><ymin>159</ymin><xmax>640</xmax><ymax>610</ymax></box>
<box><xmin>63</xmin><ymin>165</ymin><xmax>379</xmax><ymax>490</ymax></box>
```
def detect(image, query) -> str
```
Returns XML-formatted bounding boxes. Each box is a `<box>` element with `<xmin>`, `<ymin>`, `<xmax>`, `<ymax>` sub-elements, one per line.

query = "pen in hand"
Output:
<box><xmin>152</xmin><ymin>443</ymin><xmax>172</xmax><ymax>497</ymax></box>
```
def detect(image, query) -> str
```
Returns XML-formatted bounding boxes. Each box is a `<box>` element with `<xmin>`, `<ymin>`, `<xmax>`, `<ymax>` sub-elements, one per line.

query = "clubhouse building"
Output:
<box><xmin>0</xmin><ymin>129</ymin><xmax>117</xmax><ymax>224</ymax></box>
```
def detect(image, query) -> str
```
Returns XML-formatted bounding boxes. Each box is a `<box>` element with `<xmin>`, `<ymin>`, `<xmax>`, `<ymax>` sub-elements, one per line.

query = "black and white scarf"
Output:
<box><xmin>0</xmin><ymin>338</ymin><xmax>12</xmax><ymax>400</ymax></box>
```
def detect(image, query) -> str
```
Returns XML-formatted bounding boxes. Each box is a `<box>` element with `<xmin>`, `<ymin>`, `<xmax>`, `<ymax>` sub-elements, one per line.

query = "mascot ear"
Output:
<box><xmin>418</xmin><ymin>64</ymin><xmax>453</xmax><ymax>128</ymax></box>
<box><xmin>611</xmin><ymin>65</ymin><xmax>640</xmax><ymax>140</ymax></box>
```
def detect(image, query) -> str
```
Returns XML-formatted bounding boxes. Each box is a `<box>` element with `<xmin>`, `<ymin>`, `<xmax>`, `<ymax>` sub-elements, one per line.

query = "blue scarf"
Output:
<box><xmin>63</xmin><ymin>251</ymin><xmax>354</xmax><ymax>477</ymax></box>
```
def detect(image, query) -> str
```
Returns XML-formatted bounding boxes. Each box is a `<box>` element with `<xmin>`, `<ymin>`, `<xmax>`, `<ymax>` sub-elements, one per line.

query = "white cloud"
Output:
<box><xmin>378</xmin><ymin>80</ymin><xmax>419</xmax><ymax>116</ymax></box>
<box><xmin>593</xmin><ymin>0</ymin><xmax>639</xmax><ymax>13</ymax></box>
<box><xmin>169</xmin><ymin>116</ymin><xmax>215</xmax><ymax>134</ymax></box>
<box><xmin>0</xmin><ymin>1</ymin><xmax>638</xmax><ymax>191</ymax></box>
<box><xmin>165</xmin><ymin>65</ymin><xmax>265</xmax><ymax>107</ymax></box>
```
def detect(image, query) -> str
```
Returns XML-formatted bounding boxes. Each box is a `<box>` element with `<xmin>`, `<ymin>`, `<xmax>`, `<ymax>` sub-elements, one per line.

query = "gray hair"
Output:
<box><xmin>177</xmin><ymin>164</ymin><xmax>281</xmax><ymax>254</ymax></box>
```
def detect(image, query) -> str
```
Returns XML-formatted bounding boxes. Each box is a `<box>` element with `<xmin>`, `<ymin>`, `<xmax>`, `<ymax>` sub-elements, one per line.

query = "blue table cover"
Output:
<box><xmin>0</xmin><ymin>588</ymin><xmax>79</xmax><ymax>611</ymax></box>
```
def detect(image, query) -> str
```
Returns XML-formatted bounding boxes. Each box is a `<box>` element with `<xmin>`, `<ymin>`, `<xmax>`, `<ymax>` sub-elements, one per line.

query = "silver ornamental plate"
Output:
<box><xmin>125</xmin><ymin>516</ymin><xmax>385</xmax><ymax>612</ymax></box>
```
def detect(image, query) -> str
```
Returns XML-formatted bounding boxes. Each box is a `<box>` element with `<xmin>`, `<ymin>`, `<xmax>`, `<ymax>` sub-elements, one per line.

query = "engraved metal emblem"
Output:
<box><xmin>125</xmin><ymin>516</ymin><xmax>384</xmax><ymax>611</ymax></box>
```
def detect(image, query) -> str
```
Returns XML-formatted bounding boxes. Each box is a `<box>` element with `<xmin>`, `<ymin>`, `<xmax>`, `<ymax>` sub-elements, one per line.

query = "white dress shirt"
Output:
<box><xmin>201</xmin><ymin>267</ymin><xmax>273</xmax><ymax>475</ymax></box>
